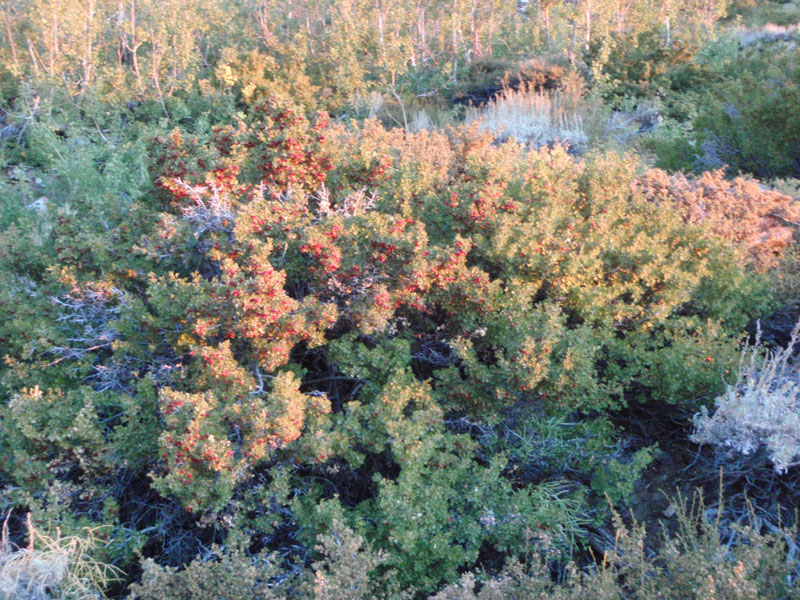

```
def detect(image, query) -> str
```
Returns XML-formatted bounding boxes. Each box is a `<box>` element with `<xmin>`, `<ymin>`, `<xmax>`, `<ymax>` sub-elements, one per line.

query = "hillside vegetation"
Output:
<box><xmin>1</xmin><ymin>1</ymin><xmax>800</xmax><ymax>598</ymax></box>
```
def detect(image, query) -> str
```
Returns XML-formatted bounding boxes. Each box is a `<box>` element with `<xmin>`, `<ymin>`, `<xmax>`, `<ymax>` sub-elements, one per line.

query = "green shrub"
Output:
<box><xmin>653</xmin><ymin>44</ymin><xmax>800</xmax><ymax>179</ymax></box>
<box><xmin>694</xmin><ymin>53</ymin><xmax>800</xmax><ymax>179</ymax></box>
<box><xmin>585</xmin><ymin>29</ymin><xmax>711</xmax><ymax>103</ymax></box>
<box><xmin>0</xmin><ymin>97</ymin><xmax>782</xmax><ymax>599</ymax></box>
<box><xmin>434</xmin><ymin>492</ymin><xmax>800</xmax><ymax>600</ymax></box>
<box><xmin>131</xmin><ymin>491</ymin><xmax>800</xmax><ymax>600</ymax></box>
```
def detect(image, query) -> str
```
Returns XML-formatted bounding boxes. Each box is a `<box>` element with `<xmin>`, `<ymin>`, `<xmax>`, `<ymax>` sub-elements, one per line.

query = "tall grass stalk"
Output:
<box><xmin>0</xmin><ymin>513</ymin><xmax>121</xmax><ymax>600</ymax></box>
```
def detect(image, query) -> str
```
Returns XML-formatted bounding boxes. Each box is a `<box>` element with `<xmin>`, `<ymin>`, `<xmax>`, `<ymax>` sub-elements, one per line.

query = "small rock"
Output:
<box><xmin>26</xmin><ymin>197</ymin><xmax>48</xmax><ymax>213</ymax></box>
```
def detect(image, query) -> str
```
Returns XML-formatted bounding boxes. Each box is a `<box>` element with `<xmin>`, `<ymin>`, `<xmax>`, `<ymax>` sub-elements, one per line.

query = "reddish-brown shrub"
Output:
<box><xmin>638</xmin><ymin>169</ymin><xmax>800</xmax><ymax>270</ymax></box>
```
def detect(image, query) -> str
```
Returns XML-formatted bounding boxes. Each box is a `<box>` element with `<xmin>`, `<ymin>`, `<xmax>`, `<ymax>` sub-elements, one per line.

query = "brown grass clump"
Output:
<box><xmin>638</xmin><ymin>168</ymin><xmax>800</xmax><ymax>271</ymax></box>
<box><xmin>502</xmin><ymin>58</ymin><xmax>568</xmax><ymax>94</ymax></box>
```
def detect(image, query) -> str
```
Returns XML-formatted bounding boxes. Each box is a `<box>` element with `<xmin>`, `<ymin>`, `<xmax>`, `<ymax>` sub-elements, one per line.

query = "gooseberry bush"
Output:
<box><xmin>0</xmin><ymin>96</ymin><xmax>792</xmax><ymax>597</ymax></box>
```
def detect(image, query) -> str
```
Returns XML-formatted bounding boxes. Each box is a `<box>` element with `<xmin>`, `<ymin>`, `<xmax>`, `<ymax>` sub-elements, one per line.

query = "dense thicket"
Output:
<box><xmin>1</xmin><ymin>1</ymin><xmax>800</xmax><ymax>599</ymax></box>
<box><xmin>0</xmin><ymin>0</ymin><xmax>728</xmax><ymax>107</ymax></box>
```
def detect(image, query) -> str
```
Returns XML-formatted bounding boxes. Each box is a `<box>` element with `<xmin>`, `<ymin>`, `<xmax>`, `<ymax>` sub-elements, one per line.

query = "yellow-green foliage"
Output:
<box><xmin>1</xmin><ymin>386</ymin><xmax>110</xmax><ymax>488</ymax></box>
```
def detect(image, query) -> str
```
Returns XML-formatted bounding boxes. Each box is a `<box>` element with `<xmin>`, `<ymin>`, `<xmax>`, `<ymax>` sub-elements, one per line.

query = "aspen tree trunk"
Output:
<box><xmin>569</xmin><ymin>21</ymin><xmax>577</xmax><ymax>66</ymax></box>
<box><xmin>470</xmin><ymin>0</ymin><xmax>481</xmax><ymax>59</ymax></box>
<box><xmin>584</xmin><ymin>0</ymin><xmax>591</xmax><ymax>49</ymax></box>
<box><xmin>148</xmin><ymin>26</ymin><xmax>168</xmax><ymax>117</ymax></box>
<box><xmin>485</xmin><ymin>2</ymin><xmax>498</xmax><ymax>57</ymax></box>
<box><xmin>1</xmin><ymin>11</ymin><xmax>20</xmax><ymax>74</ymax></box>
<box><xmin>117</xmin><ymin>1</ymin><xmax>124</xmax><ymax>68</ymax></box>
<box><xmin>26</xmin><ymin>36</ymin><xmax>41</xmax><ymax>77</ymax></box>
<box><xmin>170</xmin><ymin>33</ymin><xmax>178</xmax><ymax>95</ymax></box>
<box><xmin>307</xmin><ymin>3</ymin><xmax>318</xmax><ymax>60</ymax></box>
<box><xmin>49</xmin><ymin>3</ymin><xmax>59</xmax><ymax>77</ymax></box>
<box><xmin>255</xmin><ymin>0</ymin><xmax>273</xmax><ymax>47</ymax></box>
<box><xmin>376</xmin><ymin>0</ymin><xmax>387</xmax><ymax>68</ymax></box>
<box><xmin>543</xmin><ymin>4</ymin><xmax>551</xmax><ymax>49</ymax></box>
<box><xmin>127</xmin><ymin>0</ymin><xmax>142</xmax><ymax>88</ymax></box>
<box><xmin>452</xmin><ymin>0</ymin><xmax>459</xmax><ymax>83</ymax></box>
<box><xmin>83</xmin><ymin>0</ymin><xmax>95</xmax><ymax>90</ymax></box>
<box><xmin>416</xmin><ymin>3</ymin><xmax>431</xmax><ymax>63</ymax></box>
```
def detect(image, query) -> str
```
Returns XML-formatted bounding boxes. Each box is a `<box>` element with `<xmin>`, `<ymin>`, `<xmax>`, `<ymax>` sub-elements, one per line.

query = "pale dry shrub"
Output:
<box><xmin>608</xmin><ymin>492</ymin><xmax>799</xmax><ymax>600</ymax></box>
<box><xmin>603</xmin><ymin>102</ymin><xmax>663</xmax><ymax>144</ymax></box>
<box><xmin>692</xmin><ymin>321</ymin><xmax>800</xmax><ymax>474</ymax></box>
<box><xmin>408</xmin><ymin>109</ymin><xmax>435</xmax><ymax>132</ymax></box>
<box><xmin>350</xmin><ymin>91</ymin><xmax>385</xmax><ymax>119</ymax></box>
<box><xmin>465</xmin><ymin>86</ymin><xmax>588</xmax><ymax>152</ymax></box>
<box><xmin>174</xmin><ymin>179</ymin><xmax>236</xmax><ymax>238</ymax></box>
<box><xmin>129</xmin><ymin>547</ymin><xmax>286</xmax><ymax>600</ymax></box>
<box><xmin>429</xmin><ymin>555</ymin><xmax>618</xmax><ymax>600</ymax></box>
<box><xmin>297</xmin><ymin>518</ymin><xmax>410</xmax><ymax>600</ymax></box>
<box><xmin>0</xmin><ymin>514</ymin><xmax>120</xmax><ymax>600</ymax></box>
<box><xmin>314</xmin><ymin>186</ymin><xmax>376</xmax><ymax>218</ymax></box>
<box><xmin>638</xmin><ymin>168</ymin><xmax>800</xmax><ymax>270</ymax></box>
<box><xmin>737</xmin><ymin>23</ymin><xmax>800</xmax><ymax>47</ymax></box>
<box><xmin>769</xmin><ymin>178</ymin><xmax>800</xmax><ymax>200</ymax></box>
<box><xmin>46</xmin><ymin>284</ymin><xmax>178</xmax><ymax>393</ymax></box>
<box><xmin>49</xmin><ymin>285</ymin><xmax>125</xmax><ymax>363</ymax></box>
<box><xmin>125</xmin><ymin>498</ymin><xmax>799</xmax><ymax>599</ymax></box>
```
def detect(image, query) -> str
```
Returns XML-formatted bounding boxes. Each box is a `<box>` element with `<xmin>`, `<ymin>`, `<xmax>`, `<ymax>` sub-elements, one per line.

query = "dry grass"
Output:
<box><xmin>464</xmin><ymin>86</ymin><xmax>589</xmax><ymax>152</ymax></box>
<box><xmin>407</xmin><ymin>110</ymin><xmax>435</xmax><ymax>132</ymax></box>
<box><xmin>0</xmin><ymin>513</ymin><xmax>121</xmax><ymax>600</ymax></box>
